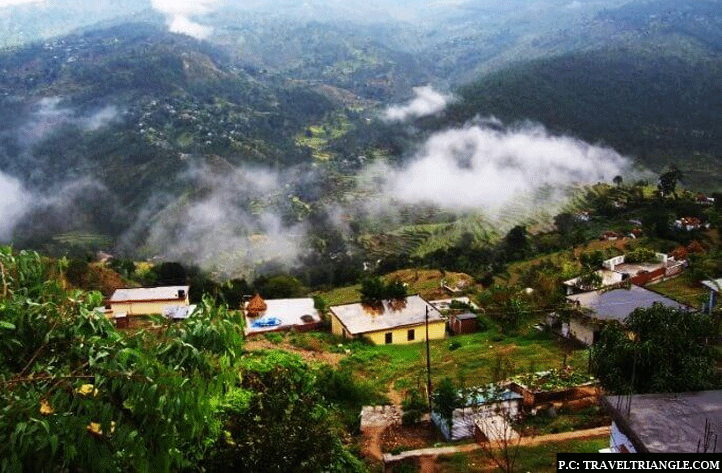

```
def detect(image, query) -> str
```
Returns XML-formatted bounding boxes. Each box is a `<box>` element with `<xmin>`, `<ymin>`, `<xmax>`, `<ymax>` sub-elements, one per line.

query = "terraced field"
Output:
<box><xmin>53</xmin><ymin>232</ymin><xmax>112</xmax><ymax>248</ymax></box>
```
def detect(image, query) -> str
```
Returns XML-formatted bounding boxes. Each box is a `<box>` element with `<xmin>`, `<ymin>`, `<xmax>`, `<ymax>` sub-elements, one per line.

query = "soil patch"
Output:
<box><xmin>244</xmin><ymin>339</ymin><xmax>344</xmax><ymax>366</ymax></box>
<box><xmin>382</xmin><ymin>421</ymin><xmax>444</xmax><ymax>453</ymax></box>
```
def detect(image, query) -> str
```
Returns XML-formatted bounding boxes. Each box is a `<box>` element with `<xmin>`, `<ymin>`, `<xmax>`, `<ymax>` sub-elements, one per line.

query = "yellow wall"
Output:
<box><xmin>362</xmin><ymin>320</ymin><xmax>446</xmax><ymax>345</ymax></box>
<box><xmin>331</xmin><ymin>312</ymin><xmax>345</xmax><ymax>337</ymax></box>
<box><xmin>330</xmin><ymin>311</ymin><xmax>446</xmax><ymax>345</ymax></box>
<box><xmin>110</xmin><ymin>297</ymin><xmax>188</xmax><ymax>316</ymax></box>
<box><xmin>569</xmin><ymin>318</ymin><xmax>596</xmax><ymax>346</ymax></box>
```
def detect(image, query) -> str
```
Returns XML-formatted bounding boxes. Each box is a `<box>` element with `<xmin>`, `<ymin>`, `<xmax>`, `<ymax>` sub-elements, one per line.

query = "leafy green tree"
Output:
<box><xmin>0</xmin><ymin>248</ymin><xmax>363</xmax><ymax>473</ymax></box>
<box><xmin>591</xmin><ymin>304</ymin><xmax>719</xmax><ymax>394</ymax></box>
<box><xmin>432</xmin><ymin>377</ymin><xmax>462</xmax><ymax>433</ymax></box>
<box><xmin>503</xmin><ymin>225</ymin><xmax>529</xmax><ymax>260</ymax></box>
<box><xmin>360</xmin><ymin>276</ymin><xmax>386</xmax><ymax>304</ymax></box>
<box><xmin>359</xmin><ymin>276</ymin><xmax>407</xmax><ymax>305</ymax></box>
<box><xmin>658</xmin><ymin>165</ymin><xmax>683</xmax><ymax>198</ymax></box>
<box><xmin>254</xmin><ymin>273</ymin><xmax>307</xmax><ymax>298</ymax></box>
<box><xmin>203</xmin><ymin>353</ymin><xmax>365</xmax><ymax>473</ymax></box>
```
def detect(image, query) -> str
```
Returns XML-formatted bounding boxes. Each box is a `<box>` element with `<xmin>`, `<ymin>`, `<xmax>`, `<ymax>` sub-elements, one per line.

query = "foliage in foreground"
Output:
<box><xmin>591</xmin><ymin>303</ymin><xmax>721</xmax><ymax>394</ymax></box>
<box><xmin>0</xmin><ymin>247</ymin><xmax>365</xmax><ymax>473</ymax></box>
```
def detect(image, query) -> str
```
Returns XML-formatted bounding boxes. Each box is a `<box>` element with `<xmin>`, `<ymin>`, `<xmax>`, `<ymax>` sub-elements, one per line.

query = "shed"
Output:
<box><xmin>449</xmin><ymin>312</ymin><xmax>477</xmax><ymax>335</ymax></box>
<box><xmin>432</xmin><ymin>387</ymin><xmax>523</xmax><ymax>441</ymax></box>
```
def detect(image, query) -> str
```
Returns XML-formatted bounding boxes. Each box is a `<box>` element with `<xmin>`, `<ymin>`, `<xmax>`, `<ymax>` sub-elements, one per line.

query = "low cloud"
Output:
<box><xmin>384</xmin><ymin>86</ymin><xmax>455</xmax><ymax>122</ymax></box>
<box><xmin>151</xmin><ymin>0</ymin><xmax>218</xmax><ymax>40</ymax></box>
<box><xmin>0</xmin><ymin>171</ymin><xmax>32</xmax><ymax>240</ymax></box>
<box><xmin>135</xmin><ymin>163</ymin><xmax>306</xmax><ymax>277</ymax></box>
<box><xmin>82</xmin><ymin>106</ymin><xmax>121</xmax><ymax>132</ymax></box>
<box><xmin>375</xmin><ymin>119</ymin><xmax>632</xmax><ymax>216</ymax></box>
<box><xmin>19</xmin><ymin>97</ymin><xmax>121</xmax><ymax>146</ymax></box>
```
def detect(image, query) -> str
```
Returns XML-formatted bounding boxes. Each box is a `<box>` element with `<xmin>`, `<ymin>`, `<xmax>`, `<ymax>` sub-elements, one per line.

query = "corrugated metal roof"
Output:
<box><xmin>567</xmin><ymin>285</ymin><xmax>689</xmax><ymax>322</ymax></box>
<box><xmin>163</xmin><ymin>304</ymin><xmax>197</xmax><ymax>319</ymax></box>
<box><xmin>329</xmin><ymin>295</ymin><xmax>444</xmax><ymax>335</ymax></box>
<box><xmin>110</xmin><ymin>286</ymin><xmax>189</xmax><ymax>302</ymax></box>
<box><xmin>702</xmin><ymin>278</ymin><xmax>722</xmax><ymax>292</ymax></box>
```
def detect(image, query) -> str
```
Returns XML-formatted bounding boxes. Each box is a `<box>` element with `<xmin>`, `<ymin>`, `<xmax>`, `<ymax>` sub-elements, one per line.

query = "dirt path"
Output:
<box><xmin>387</xmin><ymin>384</ymin><xmax>404</xmax><ymax>405</ymax></box>
<box><xmin>243</xmin><ymin>339</ymin><xmax>344</xmax><ymax>366</ymax></box>
<box><xmin>418</xmin><ymin>455</ymin><xmax>437</xmax><ymax>473</ymax></box>
<box><xmin>382</xmin><ymin>426</ymin><xmax>610</xmax><ymax>468</ymax></box>
<box><xmin>363</xmin><ymin>426</ymin><xmax>386</xmax><ymax>461</ymax></box>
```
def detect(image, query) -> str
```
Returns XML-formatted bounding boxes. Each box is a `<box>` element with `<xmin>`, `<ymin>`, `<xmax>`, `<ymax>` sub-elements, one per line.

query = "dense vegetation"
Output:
<box><xmin>0</xmin><ymin>247</ymin><xmax>368</xmax><ymax>472</ymax></box>
<box><xmin>591</xmin><ymin>304</ymin><xmax>721</xmax><ymax>394</ymax></box>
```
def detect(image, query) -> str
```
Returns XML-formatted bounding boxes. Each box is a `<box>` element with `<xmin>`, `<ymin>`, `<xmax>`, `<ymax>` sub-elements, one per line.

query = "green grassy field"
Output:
<box><xmin>648</xmin><ymin>275</ymin><xmax>707</xmax><ymax>309</ymax></box>
<box><xmin>317</xmin><ymin>269</ymin><xmax>475</xmax><ymax>305</ymax></box>
<box><xmin>341</xmin><ymin>328</ymin><xmax>590</xmax><ymax>394</ymax></box>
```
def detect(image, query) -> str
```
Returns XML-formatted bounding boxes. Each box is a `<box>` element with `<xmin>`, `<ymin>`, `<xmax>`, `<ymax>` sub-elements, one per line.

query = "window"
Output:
<box><xmin>385</xmin><ymin>332</ymin><xmax>392</xmax><ymax>344</ymax></box>
<box><xmin>407</xmin><ymin>329</ymin><xmax>415</xmax><ymax>341</ymax></box>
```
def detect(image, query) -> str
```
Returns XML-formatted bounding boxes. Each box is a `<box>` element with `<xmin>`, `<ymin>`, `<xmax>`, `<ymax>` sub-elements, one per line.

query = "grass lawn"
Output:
<box><xmin>317</xmin><ymin>269</ymin><xmax>476</xmax><ymax>306</ymax></box>
<box><xmin>648</xmin><ymin>275</ymin><xmax>707</xmax><ymax>309</ymax></box>
<box><xmin>340</xmin><ymin>328</ymin><xmax>590</xmax><ymax>394</ymax></box>
<box><xmin>435</xmin><ymin>437</ymin><xmax>608</xmax><ymax>473</ymax></box>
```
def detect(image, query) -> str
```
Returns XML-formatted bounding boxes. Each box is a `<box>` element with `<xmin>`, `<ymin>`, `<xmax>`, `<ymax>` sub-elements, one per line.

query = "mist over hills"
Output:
<box><xmin>0</xmin><ymin>0</ymin><xmax>721</xmax><ymax>275</ymax></box>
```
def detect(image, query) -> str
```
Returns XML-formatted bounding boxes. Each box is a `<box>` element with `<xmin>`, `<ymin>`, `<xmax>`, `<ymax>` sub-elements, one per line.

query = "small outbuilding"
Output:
<box><xmin>449</xmin><ymin>312</ymin><xmax>477</xmax><ymax>335</ymax></box>
<box><xmin>432</xmin><ymin>386</ymin><xmax>523</xmax><ymax>441</ymax></box>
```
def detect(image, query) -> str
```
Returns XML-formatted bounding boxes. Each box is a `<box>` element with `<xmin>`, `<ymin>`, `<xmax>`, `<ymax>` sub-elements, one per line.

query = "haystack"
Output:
<box><xmin>246</xmin><ymin>294</ymin><xmax>267</xmax><ymax>316</ymax></box>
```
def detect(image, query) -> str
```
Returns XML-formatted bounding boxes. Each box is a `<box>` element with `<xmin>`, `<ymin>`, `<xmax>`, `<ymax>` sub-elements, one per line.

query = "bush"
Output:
<box><xmin>476</xmin><ymin>313</ymin><xmax>496</xmax><ymax>332</ymax></box>
<box><xmin>401</xmin><ymin>409</ymin><xmax>421</xmax><ymax>426</ymax></box>
<box><xmin>448</xmin><ymin>340</ymin><xmax>462</xmax><ymax>351</ymax></box>
<box><xmin>264</xmin><ymin>332</ymin><xmax>283</xmax><ymax>344</ymax></box>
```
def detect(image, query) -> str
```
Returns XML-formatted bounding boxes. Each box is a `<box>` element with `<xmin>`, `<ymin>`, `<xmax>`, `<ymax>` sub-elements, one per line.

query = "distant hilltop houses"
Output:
<box><xmin>553</xmin><ymin>249</ymin><xmax>693</xmax><ymax>346</ymax></box>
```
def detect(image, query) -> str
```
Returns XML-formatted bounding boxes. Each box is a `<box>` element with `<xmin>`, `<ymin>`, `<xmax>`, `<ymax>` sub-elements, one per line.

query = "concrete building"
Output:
<box><xmin>329</xmin><ymin>295</ymin><xmax>445</xmax><ymax>345</ymax></box>
<box><xmin>602</xmin><ymin>391</ymin><xmax>722</xmax><ymax>453</ymax></box>
<box><xmin>244</xmin><ymin>297</ymin><xmax>322</xmax><ymax>336</ymax></box>
<box><xmin>108</xmin><ymin>286</ymin><xmax>189</xmax><ymax>317</ymax></box>
<box><xmin>553</xmin><ymin>285</ymin><xmax>690</xmax><ymax>346</ymax></box>
<box><xmin>432</xmin><ymin>387</ymin><xmax>523</xmax><ymax>441</ymax></box>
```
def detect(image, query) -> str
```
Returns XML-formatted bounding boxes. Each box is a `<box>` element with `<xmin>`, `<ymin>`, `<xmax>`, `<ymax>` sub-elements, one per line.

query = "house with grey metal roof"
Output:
<box><xmin>558</xmin><ymin>285</ymin><xmax>690</xmax><ymax>345</ymax></box>
<box><xmin>602</xmin><ymin>390</ymin><xmax>722</xmax><ymax>453</ymax></box>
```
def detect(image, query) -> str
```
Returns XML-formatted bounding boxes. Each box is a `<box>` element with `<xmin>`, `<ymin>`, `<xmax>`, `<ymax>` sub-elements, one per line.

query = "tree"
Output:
<box><xmin>553</xmin><ymin>212</ymin><xmax>576</xmax><ymax>236</ymax></box>
<box><xmin>432</xmin><ymin>377</ymin><xmax>462</xmax><ymax>434</ymax></box>
<box><xmin>613</xmin><ymin>175</ymin><xmax>623</xmax><ymax>187</ymax></box>
<box><xmin>359</xmin><ymin>276</ymin><xmax>407</xmax><ymax>305</ymax></box>
<box><xmin>658</xmin><ymin>165</ymin><xmax>683</xmax><ymax>198</ymax></box>
<box><xmin>591</xmin><ymin>304</ymin><xmax>719</xmax><ymax>394</ymax></box>
<box><xmin>503</xmin><ymin>225</ymin><xmax>529</xmax><ymax>260</ymax></box>
<box><xmin>0</xmin><ymin>248</ymin><xmax>363</xmax><ymax>472</ymax></box>
<box><xmin>575</xmin><ymin>270</ymin><xmax>603</xmax><ymax>292</ymax></box>
<box><xmin>204</xmin><ymin>354</ymin><xmax>365</xmax><ymax>473</ymax></box>
<box><xmin>474</xmin><ymin>358</ymin><xmax>522</xmax><ymax>473</ymax></box>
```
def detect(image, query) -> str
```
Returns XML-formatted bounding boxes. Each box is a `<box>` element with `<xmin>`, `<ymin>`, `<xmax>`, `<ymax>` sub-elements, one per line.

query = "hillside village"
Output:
<box><xmin>3</xmin><ymin>174</ymin><xmax>719</xmax><ymax>472</ymax></box>
<box><xmin>3</xmin><ymin>2</ymin><xmax>722</xmax><ymax>471</ymax></box>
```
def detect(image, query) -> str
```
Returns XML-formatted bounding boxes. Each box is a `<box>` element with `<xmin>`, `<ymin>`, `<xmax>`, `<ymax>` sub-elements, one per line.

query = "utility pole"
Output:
<box><xmin>425</xmin><ymin>304</ymin><xmax>432</xmax><ymax>412</ymax></box>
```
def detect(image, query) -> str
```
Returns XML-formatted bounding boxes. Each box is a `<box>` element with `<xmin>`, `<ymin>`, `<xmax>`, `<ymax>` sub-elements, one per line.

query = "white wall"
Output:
<box><xmin>610</xmin><ymin>421</ymin><xmax>637</xmax><ymax>453</ymax></box>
